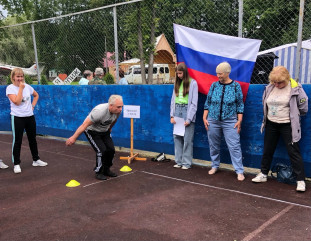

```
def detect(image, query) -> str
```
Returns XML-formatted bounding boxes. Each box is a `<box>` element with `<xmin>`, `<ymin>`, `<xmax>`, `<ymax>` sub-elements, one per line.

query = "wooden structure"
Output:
<box><xmin>120</xmin><ymin>118</ymin><xmax>147</xmax><ymax>164</ymax></box>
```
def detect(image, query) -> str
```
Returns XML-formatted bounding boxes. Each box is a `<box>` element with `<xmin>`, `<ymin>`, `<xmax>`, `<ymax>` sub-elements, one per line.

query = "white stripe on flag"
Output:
<box><xmin>173</xmin><ymin>23</ymin><xmax>261</xmax><ymax>62</ymax></box>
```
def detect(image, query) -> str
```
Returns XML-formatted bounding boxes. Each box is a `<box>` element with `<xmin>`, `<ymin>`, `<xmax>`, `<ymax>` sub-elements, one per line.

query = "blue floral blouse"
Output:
<box><xmin>204</xmin><ymin>81</ymin><xmax>244</xmax><ymax>121</ymax></box>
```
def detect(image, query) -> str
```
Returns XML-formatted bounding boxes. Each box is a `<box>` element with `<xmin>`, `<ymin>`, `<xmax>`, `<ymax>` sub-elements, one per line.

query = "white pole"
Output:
<box><xmin>295</xmin><ymin>0</ymin><xmax>305</xmax><ymax>82</ymax></box>
<box><xmin>113</xmin><ymin>6</ymin><xmax>119</xmax><ymax>81</ymax></box>
<box><xmin>31</xmin><ymin>23</ymin><xmax>40</xmax><ymax>84</ymax></box>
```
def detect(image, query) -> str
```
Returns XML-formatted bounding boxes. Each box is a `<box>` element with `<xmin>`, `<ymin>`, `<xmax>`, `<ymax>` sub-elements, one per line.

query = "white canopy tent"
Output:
<box><xmin>258</xmin><ymin>39</ymin><xmax>311</xmax><ymax>84</ymax></box>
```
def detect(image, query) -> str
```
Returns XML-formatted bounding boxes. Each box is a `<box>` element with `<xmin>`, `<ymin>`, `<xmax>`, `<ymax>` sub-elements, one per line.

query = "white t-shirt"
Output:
<box><xmin>267</xmin><ymin>83</ymin><xmax>291</xmax><ymax>123</ymax></box>
<box><xmin>6</xmin><ymin>84</ymin><xmax>34</xmax><ymax>117</ymax></box>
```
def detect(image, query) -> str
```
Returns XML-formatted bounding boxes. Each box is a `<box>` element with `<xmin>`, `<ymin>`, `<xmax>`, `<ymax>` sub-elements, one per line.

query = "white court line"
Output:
<box><xmin>43</xmin><ymin>149</ymin><xmax>91</xmax><ymax>161</ymax></box>
<box><xmin>141</xmin><ymin>171</ymin><xmax>311</xmax><ymax>209</ymax></box>
<box><xmin>83</xmin><ymin>171</ymin><xmax>137</xmax><ymax>187</ymax></box>
<box><xmin>242</xmin><ymin>205</ymin><xmax>294</xmax><ymax>241</ymax></box>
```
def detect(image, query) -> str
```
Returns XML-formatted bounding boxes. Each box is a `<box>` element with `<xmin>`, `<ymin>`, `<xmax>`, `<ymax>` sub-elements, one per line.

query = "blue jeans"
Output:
<box><xmin>174</xmin><ymin>104</ymin><xmax>195</xmax><ymax>168</ymax></box>
<box><xmin>207</xmin><ymin>117</ymin><xmax>244</xmax><ymax>174</ymax></box>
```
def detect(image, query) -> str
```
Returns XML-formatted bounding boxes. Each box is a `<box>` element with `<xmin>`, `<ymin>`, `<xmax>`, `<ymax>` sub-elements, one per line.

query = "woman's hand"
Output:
<box><xmin>170</xmin><ymin>117</ymin><xmax>176</xmax><ymax>124</ymax></box>
<box><xmin>234</xmin><ymin>120</ymin><xmax>242</xmax><ymax>134</ymax></box>
<box><xmin>203</xmin><ymin>119</ymin><xmax>209</xmax><ymax>131</ymax></box>
<box><xmin>19</xmin><ymin>81</ymin><xmax>25</xmax><ymax>89</ymax></box>
<box><xmin>184</xmin><ymin>121</ymin><xmax>190</xmax><ymax>127</ymax></box>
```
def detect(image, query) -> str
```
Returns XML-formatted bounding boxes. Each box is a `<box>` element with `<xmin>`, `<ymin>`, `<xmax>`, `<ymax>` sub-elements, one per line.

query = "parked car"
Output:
<box><xmin>125</xmin><ymin>64</ymin><xmax>170</xmax><ymax>84</ymax></box>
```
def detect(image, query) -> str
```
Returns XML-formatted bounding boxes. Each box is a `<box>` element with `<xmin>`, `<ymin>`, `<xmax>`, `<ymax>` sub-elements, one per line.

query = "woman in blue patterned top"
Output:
<box><xmin>203</xmin><ymin>62</ymin><xmax>245</xmax><ymax>181</ymax></box>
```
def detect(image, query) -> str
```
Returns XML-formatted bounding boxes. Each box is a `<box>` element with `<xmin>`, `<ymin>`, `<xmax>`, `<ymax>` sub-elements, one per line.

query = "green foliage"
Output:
<box><xmin>104</xmin><ymin>73</ymin><xmax>114</xmax><ymax>85</ymax></box>
<box><xmin>24</xmin><ymin>74</ymin><xmax>33</xmax><ymax>84</ymax></box>
<box><xmin>40</xmin><ymin>74</ymin><xmax>49</xmax><ymax>85</ymax></box>
<box><xmin>6</xmin><ymin>75</ymin><xmax>11</xmax><ymax>85</ymax></box>
<box><xmin>0</xmin><ymin>0</ymin><xmax>309</xmax><ymax>81</ymax></box>
<box><xmin>243</xmin><ymin>0</ymin><xmax>300</xmax><ymax>50</ymax></box>
<box><xmin>0</xmin><ymin>16</ymin><xmax>34</xmax><ymax>66</ymax></box>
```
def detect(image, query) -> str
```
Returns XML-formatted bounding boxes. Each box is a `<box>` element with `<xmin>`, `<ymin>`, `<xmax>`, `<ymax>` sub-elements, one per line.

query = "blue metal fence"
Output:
<box><xmin>1</xmin><ymin>84</ymin><xmax>310</xmax><ymax>176</ymax></box>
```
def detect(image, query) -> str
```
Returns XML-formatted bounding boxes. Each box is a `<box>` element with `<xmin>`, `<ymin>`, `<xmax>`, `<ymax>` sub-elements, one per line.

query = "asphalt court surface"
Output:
<box><xmin>0</xmin><ymin>133</ymin><xmax>310</xmax><ymax>241</ymax></box>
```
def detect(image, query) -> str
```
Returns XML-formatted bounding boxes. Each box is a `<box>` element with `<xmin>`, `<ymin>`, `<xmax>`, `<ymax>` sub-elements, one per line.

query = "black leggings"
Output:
<box><xmin>11</xmin><ymin>115</ymin><xmax>40</xmax><ymax>165</ymax></box>
<box><xmin>261</xmin><ymin>119</ymin><xmax>305</xmax><ymax>180</ymax></box>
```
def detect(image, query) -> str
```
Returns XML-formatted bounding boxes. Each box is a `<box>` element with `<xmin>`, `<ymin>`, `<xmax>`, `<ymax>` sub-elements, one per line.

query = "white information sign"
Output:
<box><xmin>52</xmin><ymin>68</ymin><xmax>81</xmax><ymax>85</ymax></box>
<box><xmin>123</xmin><ymin>105</ymin><xmax>140</xmax><ymax>119</ymax></box>
<box><xmin>64</xmin><ymin>68</ymin><xmax>81</xmax><ymax>85</ymax></box>
<box><xmin>52</xmin><ymin>77</ymin><xmax>64</xmax><ymax>85</ymax></box>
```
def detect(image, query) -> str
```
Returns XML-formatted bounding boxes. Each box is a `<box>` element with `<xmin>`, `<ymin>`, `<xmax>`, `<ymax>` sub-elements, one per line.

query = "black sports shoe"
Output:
<box><xmin>103</xmin><ymin>169</ymin><xmax>118</xmax><ymax>177</ymax></box>
<box><xmin>95</xmin><ymin>173</ymin><xmax>107</xmax><ymax>180</ymax></box>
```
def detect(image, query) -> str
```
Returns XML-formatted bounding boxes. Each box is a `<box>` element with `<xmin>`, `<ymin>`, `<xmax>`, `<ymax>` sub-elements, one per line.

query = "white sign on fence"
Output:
<box><xmin>52</xmin><ymin>68</ymin><xmax>81</xmax><ymax>85</ymax></box>
<box><xmin>52</xmin><ymin>77</ymin><xmax>64</xmax><ymax>85</ymax></box>
<box><xmin>123</xmin><ymin>105</ymin><xmax>140</xmax><ymax>119</ymax></box>
<box><xmin>64</xmin><ymin>68</ymin><xmax>81</xmax><ymax>85</ymax></box>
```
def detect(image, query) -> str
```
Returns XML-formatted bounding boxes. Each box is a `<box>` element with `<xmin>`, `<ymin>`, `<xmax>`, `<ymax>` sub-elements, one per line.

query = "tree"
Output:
<box><xmin>0</xmin><ymin>16</ymin><xmax>34</xmax><ymax>66</ymax></box>
<box><xmin>243</xmin><ymin>0</ymin><xmax>300</xmax><ymax>50</ymax></box>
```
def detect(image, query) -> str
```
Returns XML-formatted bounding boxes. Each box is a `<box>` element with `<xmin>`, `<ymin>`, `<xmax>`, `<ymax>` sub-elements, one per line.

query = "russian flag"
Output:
<box><xmin>174</xmin><ymin>24</ymin><xmax>261</xmax><ymax>101</ymax></box>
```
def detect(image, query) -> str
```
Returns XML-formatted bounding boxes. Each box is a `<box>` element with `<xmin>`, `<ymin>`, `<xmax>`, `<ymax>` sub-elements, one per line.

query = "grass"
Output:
<box><xmin>32</xmin><ymin>81</ymin><xmax>79</xmax><ymax>85</ymax></box>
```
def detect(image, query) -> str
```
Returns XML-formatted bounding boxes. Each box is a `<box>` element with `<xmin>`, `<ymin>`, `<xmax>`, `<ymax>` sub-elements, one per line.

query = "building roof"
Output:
<box><xmin>259</xmin><ymin>39</ymin><xmax>311</xmax><ymax>55</ymax></box>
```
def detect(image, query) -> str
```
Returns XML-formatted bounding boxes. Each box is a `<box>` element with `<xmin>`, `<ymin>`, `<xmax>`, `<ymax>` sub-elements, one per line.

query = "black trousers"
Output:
<box><xmin>11</xmin><ymin>115</ymin><xmax>40</xmax><ymax>165</ymax></box>
<box><xmin>261</xmin><ymin>119</ymin><xmax>305</xmax><ymax>181</ymax></box>
<box><xmin>84</xmin><ymin>130</ymin><xmax>115</xmax><ymax>174</ymax></box>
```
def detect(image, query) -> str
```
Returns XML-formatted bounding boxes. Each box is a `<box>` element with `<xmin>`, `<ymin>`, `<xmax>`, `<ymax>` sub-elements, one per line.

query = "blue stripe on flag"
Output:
<box><xmin>176</xmin><ymin>43</ymin><xmax>256</xmax><ymax>83</ymax></box>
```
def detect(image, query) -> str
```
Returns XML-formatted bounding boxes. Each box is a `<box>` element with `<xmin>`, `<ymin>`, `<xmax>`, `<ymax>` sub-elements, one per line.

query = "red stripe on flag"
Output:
<box><xmin>188</xmin><ymin>68</ymin><xmax>249</xmax><ymax>102</ymax></box>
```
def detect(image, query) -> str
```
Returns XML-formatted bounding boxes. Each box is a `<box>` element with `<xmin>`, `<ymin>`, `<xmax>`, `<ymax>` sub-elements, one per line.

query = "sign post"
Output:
<box><xmin>120</xmin><ymin>105</ymin><xmax>146</xmax><ymax>164</ymax></box>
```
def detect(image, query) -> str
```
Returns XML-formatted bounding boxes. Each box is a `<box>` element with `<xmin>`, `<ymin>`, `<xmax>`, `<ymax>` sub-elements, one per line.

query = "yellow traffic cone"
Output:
<box><xmin>120</xmin><ymin>165</ymin><xmax>132</xmax><ymax>172</ymax></box>
<box><xmin>66</xmin><ymin>180</ymin><xmax>80</xmax><ymax>187</ymax></box>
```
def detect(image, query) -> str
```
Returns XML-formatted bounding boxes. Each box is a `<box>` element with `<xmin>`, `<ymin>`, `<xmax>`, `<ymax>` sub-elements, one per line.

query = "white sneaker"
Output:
<box><xmin>32</xmin><ymin>160</ymin><xmax>48</xmax><ymax>167</ymax></box>
<box><xmin>173</xmin><ymin>164</ymin><xmax>182</xmax><ymax>168</ymax></box>
<box><xmin>181</xmin><ymin>166</ymin><xmax>190</xmax><ymax>170</ymax></box>
<box><xmin>14</xmin><ymin>165</ymin><xmax>21</xmax><ymax>174</ymax></box>
<box><xmin>252</xmin><ymin>172</ymin><xmax>267</xmax><ymax>183</ymax></box>
<box><xmin>296</xmin><ymin>181</ymin><xmax>306</xmax><ymax>192</ymax></box>
<box><xmin>0</xmin><ymin>161</ymin><xmax>9</xmax><ymax>169</ymax></box>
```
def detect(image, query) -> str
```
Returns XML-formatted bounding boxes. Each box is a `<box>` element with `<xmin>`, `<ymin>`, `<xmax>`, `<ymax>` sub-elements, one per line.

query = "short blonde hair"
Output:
<box><xmin>216</xmin><ymin>62</ymin><xmax>231</xmax><ymax>74</ymax></box>
<box><xmin>268</xmin><ymin>66</ymin><xmax>290</xmax><ymax>84</ymax></box>
<box><xmin>10</xmin><ymin>68</ymin><xmax>24</xmax><ymax>83</ymax></box>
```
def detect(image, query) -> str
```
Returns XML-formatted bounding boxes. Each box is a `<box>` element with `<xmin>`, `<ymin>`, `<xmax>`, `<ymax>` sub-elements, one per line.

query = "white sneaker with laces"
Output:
<box><xmin>0</xmin><ymin>161</ymin><xmax>9</xmax><ymax>169</ymax></box>
<box><xmin>252</xmin><ymin>172</ymin><xmax>267</xmax><ymax>183</ymax></box>
<box><xmin>173</xmin><ymin>164</ymin><xmax>182</xmax><ymax>168</ymax></box>
<box><xmin>14</xmin><ymin>165</ymin><xmax>21</xmax><ymax>174</ymax></box>
<box><xmin>181</xmin><ymin>166</ymin><xmax>190</xmax><ymax>170</ymax></box>
<box><xmin>296</xmin><ymin>181</ymin><xmax>306</xmax><ymax>192</ymax></box>
<box><xmin>32</xmin><ymin>160</ymin><xmax>48</xmax><ymax>167</ymax></box>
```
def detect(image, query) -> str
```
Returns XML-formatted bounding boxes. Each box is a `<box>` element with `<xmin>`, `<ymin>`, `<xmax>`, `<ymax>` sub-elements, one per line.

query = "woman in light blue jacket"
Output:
<box><xmin>252</xmin><ymin>66</ymin><xmax>308</xmax><ymax>192</ymax></box>
<box><xmin>170</xmin><ymin>63</ymin><xmax>198</xmax><ymax>169</ymax></box>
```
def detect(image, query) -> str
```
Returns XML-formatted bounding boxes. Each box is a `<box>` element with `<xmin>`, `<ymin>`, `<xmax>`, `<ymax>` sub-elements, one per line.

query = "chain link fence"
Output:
<box><xmin>0</xmin><ymin>0</ymin><xmax>310</xmax><ymax>85</ymax></box>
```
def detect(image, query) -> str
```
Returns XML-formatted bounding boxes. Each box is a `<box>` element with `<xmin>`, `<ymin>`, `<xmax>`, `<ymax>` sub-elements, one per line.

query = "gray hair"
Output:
<box><xmin>95</xmin><ymin>67</ymin><xmax>104</xmax><ymax>76</ymax></box>
<box><xmin>108</xmin><ymin>95</ymin><xmax>123</xmax><ymax>105</ymax></box>
<box><xmin>83</xmin><ymin>70</ymin><xmax>92</xmax><ymax>78</ymax></box>
<box><xmin>216</xmin><ymin>62</ymin><xmax>231</xmax><ymax>73</ymax></box>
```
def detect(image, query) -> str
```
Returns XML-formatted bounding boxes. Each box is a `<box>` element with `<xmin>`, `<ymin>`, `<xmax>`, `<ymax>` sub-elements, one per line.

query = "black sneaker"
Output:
<box><xmin>95</xmin><ymin>173</ymin><xmax>107</xmax><ymax>180</ymax></box>
<box><xmin>103</xmin><ymin>170</ymin><xmax>118</xmax><ymax>177</ymax></box>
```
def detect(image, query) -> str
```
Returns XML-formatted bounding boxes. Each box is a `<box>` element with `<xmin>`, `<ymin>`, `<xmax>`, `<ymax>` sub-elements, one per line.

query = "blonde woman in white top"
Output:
<box><xmin>6</xmin><ymin>68</ymin><xmax>48</xmax><ymax>174</ymax></box>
